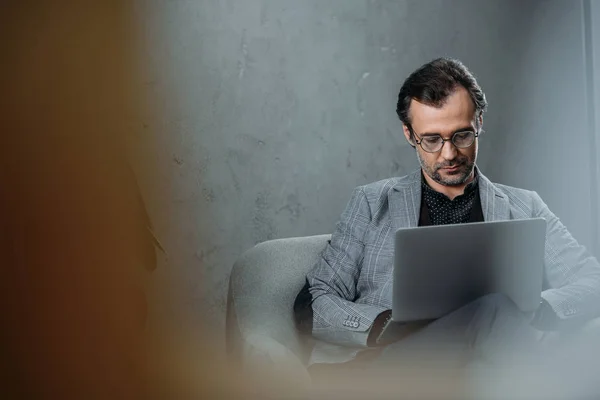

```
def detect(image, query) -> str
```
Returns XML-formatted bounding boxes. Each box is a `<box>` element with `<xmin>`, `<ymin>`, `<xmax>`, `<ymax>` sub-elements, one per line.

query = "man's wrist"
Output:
<box><xmin>531</xmin><ymin>299</ymin><xmax>559</xmax><ymax>331</ymax></box>
<box><xmin>367</xmin><ymin>310</ymin><xmax>392</xmax><ymax>347</ymax></box>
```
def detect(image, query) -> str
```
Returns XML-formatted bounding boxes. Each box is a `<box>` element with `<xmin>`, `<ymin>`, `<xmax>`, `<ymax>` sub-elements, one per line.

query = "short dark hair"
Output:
<box><xmin>396</xmin><ymin>58</ymin><xmax>488</xmax><ymax>129</ymax></box>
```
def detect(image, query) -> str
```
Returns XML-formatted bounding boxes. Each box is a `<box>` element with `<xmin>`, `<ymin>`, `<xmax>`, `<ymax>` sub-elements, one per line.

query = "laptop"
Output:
<box><xmin>391</xmin><ymin>218</ymin><xmax>547</xmax><ymax>323</ymax></box>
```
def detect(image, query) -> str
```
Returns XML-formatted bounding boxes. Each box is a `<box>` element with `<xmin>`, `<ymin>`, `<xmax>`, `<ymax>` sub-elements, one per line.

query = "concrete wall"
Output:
<box><xmin>589</xmin><ymin>0</ymin><xmax>600</xmax><ymax>257</ymax></box>
<box><xmin>132</xmin><ymin>0</ymin><xmax>538</xmax><ymax>336</ymax></box>
<box><xmin>494</xmin><ymin>0</ymin><xmax>599</xmax><ymax>256</ymax></box>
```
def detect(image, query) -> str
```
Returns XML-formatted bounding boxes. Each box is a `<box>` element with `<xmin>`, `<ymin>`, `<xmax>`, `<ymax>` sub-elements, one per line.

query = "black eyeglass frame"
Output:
<box><xmin>407</xmin><ymin>125</ymin><xmax>482</xmax><ymax>153</ymax></box>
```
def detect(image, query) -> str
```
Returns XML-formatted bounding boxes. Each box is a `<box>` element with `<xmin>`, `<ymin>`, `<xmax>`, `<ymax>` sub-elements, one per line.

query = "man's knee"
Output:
<box><xmin>474</xmin><ymin>293</ymin><xmax>517</xmax><ymax>312</ymax></box>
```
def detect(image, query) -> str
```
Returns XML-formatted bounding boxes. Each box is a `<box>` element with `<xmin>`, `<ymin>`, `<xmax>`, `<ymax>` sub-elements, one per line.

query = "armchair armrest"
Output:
<box><xmin>241</xmin><ymin>333</ymin><xmax>312</xmax><ymax>397</ymax></box>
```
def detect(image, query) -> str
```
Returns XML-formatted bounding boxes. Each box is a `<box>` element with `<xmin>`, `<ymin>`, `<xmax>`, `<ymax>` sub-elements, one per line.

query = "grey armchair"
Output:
<box><xmin>226</xmin><ymin>234</ymin><xmax>330</xmax><ymax>393</ymax></box>
<box><xmin>226</xmin><ymin>235</ymin><xmax>600</xmax><ymax>398</ymax></box>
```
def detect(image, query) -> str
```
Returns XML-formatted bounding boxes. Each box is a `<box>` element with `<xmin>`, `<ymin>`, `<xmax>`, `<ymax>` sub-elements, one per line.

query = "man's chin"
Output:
<box><xmin>436</xmin><ymin>169</ymin><xmax>470</xmax><ymax>186</ymax></box>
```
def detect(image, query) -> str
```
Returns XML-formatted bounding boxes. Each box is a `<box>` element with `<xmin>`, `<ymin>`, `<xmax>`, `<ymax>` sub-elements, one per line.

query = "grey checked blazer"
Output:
<box><xmin>306</xmin><ymin>168</ymin><xmax>600</xmax><ymax>354</ymax></box>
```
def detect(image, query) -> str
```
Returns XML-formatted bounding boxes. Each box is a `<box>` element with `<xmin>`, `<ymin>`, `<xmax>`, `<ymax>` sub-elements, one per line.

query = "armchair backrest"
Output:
<box><xmin>226</xmin><ymin>235</ymin><xmax>331</xmax><ymax>365</ymax></box>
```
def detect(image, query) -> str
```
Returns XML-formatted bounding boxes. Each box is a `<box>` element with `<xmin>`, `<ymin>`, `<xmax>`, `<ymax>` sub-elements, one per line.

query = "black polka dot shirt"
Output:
<box><xmin>419</xmin><ymin>175</ymin><xmax>483</xmax><ymax>226</ymax></box>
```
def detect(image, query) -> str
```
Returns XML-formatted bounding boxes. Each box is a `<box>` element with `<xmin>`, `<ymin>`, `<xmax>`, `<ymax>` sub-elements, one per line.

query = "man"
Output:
<box><xmin>294</xmin><ymin>58</ymin><xmax>600</xmax><ymax>376</ymax></box>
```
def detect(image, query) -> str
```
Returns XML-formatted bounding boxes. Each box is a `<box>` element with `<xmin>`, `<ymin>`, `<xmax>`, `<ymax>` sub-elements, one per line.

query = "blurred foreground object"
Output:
<box><xmin>0</xmin><ymin>2</ymin><xmax>249</xmax><ymax>399</ymax></box>
<box><xmin>0</xmin><ymin>2</ymin><xmax>154</xmax><ymax>398</ymax></box>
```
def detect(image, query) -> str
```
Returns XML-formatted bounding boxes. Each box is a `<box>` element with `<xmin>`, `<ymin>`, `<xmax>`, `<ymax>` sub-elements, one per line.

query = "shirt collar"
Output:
<box><xmin>421</xmin><ymin>169</ymin><xmax>479</xmax><ymax>199</ymax></box>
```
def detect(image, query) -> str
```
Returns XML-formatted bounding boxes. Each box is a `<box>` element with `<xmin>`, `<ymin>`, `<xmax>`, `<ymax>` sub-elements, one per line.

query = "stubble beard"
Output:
<box><xmin>417</xmin><ymin>151</ymin><xmax>475</xmax><ymax>186</ymax></box>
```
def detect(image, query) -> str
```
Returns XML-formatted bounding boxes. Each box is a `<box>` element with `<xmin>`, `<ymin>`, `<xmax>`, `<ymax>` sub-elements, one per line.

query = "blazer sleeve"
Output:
<box><xmin>534</xmin><ymin>192</ymin><xmax>600</xmax><ymax>322</ymax></box>
<box><xmin>305</xmin><ymin>187</ymin><xmax>388</xmax><ymax>348</ymax></box>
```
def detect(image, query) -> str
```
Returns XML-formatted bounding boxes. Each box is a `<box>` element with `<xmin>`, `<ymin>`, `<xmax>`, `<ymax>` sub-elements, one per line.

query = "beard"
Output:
<box><xmin>417</xmin><ymin>151</ymin><xmax>475</xmax><ymax>186</ymax></box>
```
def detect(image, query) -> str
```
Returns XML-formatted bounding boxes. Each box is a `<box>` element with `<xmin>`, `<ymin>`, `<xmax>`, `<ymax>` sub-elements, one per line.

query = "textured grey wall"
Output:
<box><xmin>133</xmin><ymin>0</ymin><xmax>547</xmax><ymax>337</ymax></box>
<box><xmin>590</xmin><ymin>0</ymin><xmax>600</xmax><ymax>257</ymax></box>
<box><xmin>494</xmin><ymin>0</ymin><xmax>599</xmax><ymax>256</ymax></box>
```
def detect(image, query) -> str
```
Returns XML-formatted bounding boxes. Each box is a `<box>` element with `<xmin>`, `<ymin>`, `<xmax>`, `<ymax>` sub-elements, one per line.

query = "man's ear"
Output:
<box><xmin>402</xmin><ymin>124</ymin><xmax>415</xmax><ymax>147</ymax></box>
<box><xmin>477</xmin><ymin>112</ymin><xmax>484</xmax><ymax>130</ymax></box>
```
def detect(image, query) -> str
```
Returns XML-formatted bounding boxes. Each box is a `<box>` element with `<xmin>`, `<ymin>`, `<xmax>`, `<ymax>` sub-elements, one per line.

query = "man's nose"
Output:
<box><xmin>440</xmin><ymin>139</ymin><xmax>458</xmax><ymax>160</ymax></box>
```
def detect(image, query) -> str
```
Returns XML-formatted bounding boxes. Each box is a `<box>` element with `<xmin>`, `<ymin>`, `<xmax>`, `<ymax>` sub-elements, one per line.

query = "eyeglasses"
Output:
<box><xmin>409</xmin><ymin>126</ymin><xmax>481</xmax><ymax>153</ymax></box>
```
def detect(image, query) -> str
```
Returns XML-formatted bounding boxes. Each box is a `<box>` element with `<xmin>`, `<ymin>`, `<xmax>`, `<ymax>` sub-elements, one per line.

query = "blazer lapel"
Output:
<box><xmin>477</xmin><ymin>169</ymin><xmax>511</xmax><ymax>222</ymax></box>
<box><xmin>389</xmin><ymin>169</ymin><xmax>421</xmax><ymax>230</ymax></box>
<box><xmin>389</xmin><ymin>167</ymin><xmax>510</xmax><ymax>226</ymax></box>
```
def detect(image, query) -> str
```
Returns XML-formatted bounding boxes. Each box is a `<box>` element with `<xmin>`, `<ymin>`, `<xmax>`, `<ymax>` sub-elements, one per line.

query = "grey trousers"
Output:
<box><xmin>366</xmin><ymin>293</ymin><xmax>600</xmax><ymax>399</ymax></box>
<box><xmin>371</xmin><ymin>293</ymin><xmax>549</xmax><ymax>368</ymax></box>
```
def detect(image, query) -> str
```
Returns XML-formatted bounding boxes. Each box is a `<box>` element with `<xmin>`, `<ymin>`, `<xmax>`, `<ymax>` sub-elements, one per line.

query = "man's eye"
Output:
<box><xmin>455</xmin><ymin>131</ymin><xmax>472</xmax><ymax>139</ymax></box>
<box><xmin>423</xmin><ymin>137</ymin><xmax>441</xmax><ymax>144</ymax></box>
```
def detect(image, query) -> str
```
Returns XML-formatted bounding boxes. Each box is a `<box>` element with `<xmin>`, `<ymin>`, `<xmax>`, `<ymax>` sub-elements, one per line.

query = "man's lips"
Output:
<box><xmin>440</xmin><ymin>164</ymin><xmax>461</xmax><ymax>171</ymax></box>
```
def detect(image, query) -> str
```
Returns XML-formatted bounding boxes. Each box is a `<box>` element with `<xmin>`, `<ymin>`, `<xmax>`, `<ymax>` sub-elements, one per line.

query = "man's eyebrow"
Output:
<box><xmin>420</xmin><ymin>126</ymin><xmax>475</xmax><ymax>136</ymax></box>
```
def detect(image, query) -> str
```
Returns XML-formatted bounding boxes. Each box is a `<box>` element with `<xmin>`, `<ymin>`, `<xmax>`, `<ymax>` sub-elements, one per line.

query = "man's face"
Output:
<box><xmin>402</xmin><ymin>87</ymin><xmax>481</xmax><ymax>187</ymax></box>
